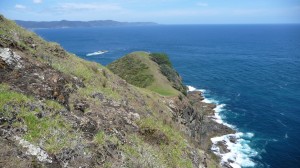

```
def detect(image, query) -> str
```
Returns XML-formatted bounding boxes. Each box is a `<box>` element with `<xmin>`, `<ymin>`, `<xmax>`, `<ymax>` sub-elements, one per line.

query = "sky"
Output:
<box><xmin>0</xmin><ymin>0</ymin><xmax>299</xmax><ymax>24</ymax></box>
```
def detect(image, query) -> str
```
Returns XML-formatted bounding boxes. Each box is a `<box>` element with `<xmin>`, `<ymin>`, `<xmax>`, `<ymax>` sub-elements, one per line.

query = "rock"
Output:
<box><xmin>91</xmin><ymin>92</ymin><xmax>105</xmax><ymax>101</ymax></box>
<box><xmin>167</xmin><ymin>100</ymin><xmax>178</xmax><ymax>112</ymax></box>
<box><xmin>74</xmin><ymin>100</ymin><xmax>89</xmax><ymax>112</ymax></box>
<box><xmin>0</xmin><ymin>58</ymin><xmax>7</xmax><ymax>69</ymax></box>
<box><xmin>229</xmin><ymin>135</ymin><xmax>237</xmax><ymax>143</ymax></box>
<box><xmin>108</xmin><ymin>100</ymin><xmax>121</xmax><ymax>108</ymax></box>
<box><xmin>0</xmin><ymin>48</ymin><xmax>23</xmax><ymax>69</ymax></box>
<box><xmin>31</xmin><ymin>44</ymin><xmax>37</xmax><ymax>49</ymax></box>
<box><xmin>80</xmin><ymin>117</ymin><xmax>98</xmax><ymax>138</ymax></box>
<box><xmin>128</xmin><ymin>112</ymin><xmax>140</xmax><ymax>121</ymax></box>
<box><xmin>223</xmin><ymin>162</ymin><xmax>234</xmax><ymax>168</ymax></box>
<box><xmin>216</xmin><ymin>141</ymin><xmax>230</xmax><ymax>153</ymax></box>
<box><xmin>15</xmin><ymin>136</ymin><xmax>52</xmax><ymax>163</ymax></box>
<box><xmin>72</xmin><ymin>76</ymin><xmax>85</xmax><ymax>88</ymax></box>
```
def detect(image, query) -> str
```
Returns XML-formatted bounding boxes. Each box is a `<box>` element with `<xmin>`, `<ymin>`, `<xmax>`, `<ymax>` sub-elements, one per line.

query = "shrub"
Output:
<box><xmin>149</xmin><ymin>53</ymin><xmax>172</xmax><ymax>67</ymax></box>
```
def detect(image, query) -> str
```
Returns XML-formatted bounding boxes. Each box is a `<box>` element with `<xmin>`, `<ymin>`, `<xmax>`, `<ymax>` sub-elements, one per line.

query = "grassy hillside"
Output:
<box><xmin>108</xmin><ymin>51</ymin><xmax>184</xmax><ymax>96</ymax></box>
<box><xmin>0</xmin><ymin>14</ymin><xmax>221</xmax><ymax>168</ymax></box>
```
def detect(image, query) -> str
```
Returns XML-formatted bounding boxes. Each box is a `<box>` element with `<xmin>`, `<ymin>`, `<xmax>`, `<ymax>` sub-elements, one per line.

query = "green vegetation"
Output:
<box><xmin>0</xmin><ymin>84</ymin><xmax>75</xmax><ymax>153</ymax></box>
<box><xmin>94</xmin><ymin>131</ymin><xmax>106</xmax><ymax>145</ymax></box>
<box><xmin>150</xmin><ymin>53</ymin><xmax>187</xmax><ymax>95</ymax></box>
<box><xmin>136</xmin><ymin>117</ymin><xmax>193</xmax><ymax>168</ymax></box>
<box><xmin>108</xmin><ymin>52</ymin><xmax>180</xmax><ymax>96</ymax></box>
<box><xmin>150</xmin><ymin>53</ymin><xmax>172</xmax><ymax>67</ymax></box>
<box><xmin>119</xmin><ymin>117</ymin><xmax>194</xmax><ymax>168</ymax></box>
<box><xmin>0</xmin><ymin>84</ymin><xmax>32</xmax><ymax>110</ymax></box>
<box><xmin>108</xmin><ymin>53</ymin><xmax>154</xmax><ymax>88</ymax></box>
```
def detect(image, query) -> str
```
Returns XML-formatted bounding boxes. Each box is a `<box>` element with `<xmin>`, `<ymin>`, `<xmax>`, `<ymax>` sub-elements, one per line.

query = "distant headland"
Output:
<box><xmin>15</xmin><ymin>20</ymin><xmax>157</xmax><ymax>29</ymax></box>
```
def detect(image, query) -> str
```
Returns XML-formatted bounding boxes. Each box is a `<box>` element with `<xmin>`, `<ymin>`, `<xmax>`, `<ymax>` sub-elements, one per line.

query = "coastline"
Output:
<box><xmin>187</xmin><ymin>86</ymin><xmax>257</xmax><ymax>168</ymax></box>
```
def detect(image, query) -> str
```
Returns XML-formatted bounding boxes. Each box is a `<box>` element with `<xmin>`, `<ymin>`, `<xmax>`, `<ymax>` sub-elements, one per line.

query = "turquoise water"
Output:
<box><xmin>35</xmin><ymin>25</ymin><xmax>300</xmax><ymax>168</ymax></box>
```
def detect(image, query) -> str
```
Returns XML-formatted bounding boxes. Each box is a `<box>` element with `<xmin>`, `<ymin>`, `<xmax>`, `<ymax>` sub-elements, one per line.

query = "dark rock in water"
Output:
<box><xmin>223</xmin><ymin>162</ymin><xmax>234</xmax><ymax>168</ymax></box>
<box><xmin>228</xmin><ymin>158</ymin><xmax>235</xmax><ymax>163</ymax></box>
<box><xmin>229</xmin><ymin>135</ymin><xmax>237</xmax><ymax>143</ymax></box>
<box><xmin>187</xmin><ymin>91</ymin><xmax>204</xmax><ymax>101</ymax></box>
<box><xmin>217</xmin><ymin>141</ymin><xmax>230</xmax><ymax>153</ymax></box>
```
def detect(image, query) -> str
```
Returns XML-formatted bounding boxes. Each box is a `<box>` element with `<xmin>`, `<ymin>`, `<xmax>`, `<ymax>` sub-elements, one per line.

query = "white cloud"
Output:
<box><xmin>196</xmin><ymin>2</ymin><xmax>208</xmax><ymax>7</ymax></box>
<box><xmin>15</xmin><ymin>4</ymin><xmax>26</xmax><ymax>9</ymax></box>
<box><xmin>57</xmin><ymin>3</ymin><xmax>122</xmax><ymax>11</ymax></box>
<box><xmin>33</xmin><ymin>0</ymin><xmax>42</xmax><ymax>4</ymax></box>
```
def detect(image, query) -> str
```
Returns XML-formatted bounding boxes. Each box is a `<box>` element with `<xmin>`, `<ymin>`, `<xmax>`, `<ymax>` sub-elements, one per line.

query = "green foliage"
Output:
<box><xmin>137</xmin><ymin>117</ymin><xmax>193</xmax><ymax>168</ymax></box>
<box><xmin>160</xmin><ymin>64</ymin><xmax>187</xmax><ymax>95</ymax></box>
<box><xmin>45</xmin><ymin>100</ymin><xmax>64</xmax><ymax>110</ymax></box>
<box><xmin>0</xmin><ymin>84</ymin><xmax>74</xmax><ymax>153</ymax></box>
<box><xmin>150</xmin><ymin>53</ymin><xmax>172</xmax><ymax>67</ymax></box>
<box><xmin>51</xmin><ymin>56</ymin><xmax>97</xmax><ymax>82</ymax></box>
<box><xmin>0</xmin><ymin>84</ymin><xmax>31</xmax><ymax>109</ymax></box>
<box><xmin>148</xmin><ymin>85</ymin><xmax>178</xmax><ymax>96</ymax></box>
<box><xmin>150</xmin><ymin>53</ymin><xmax>187</xmax><ymax>95</ymax></box>
<box><xmin>108</xmin><ymin>54</ymin><xmax>154</xmax><ymax>88</ymax></box>
<box><xmin>107</xmin><ymin>52</ymin><xmax>179</xmax><ymax>96</ymax></box>
<box><xmin>94</xmin><ymin>131</ymin><xmax>106</xmax><ymax>145</ymax></box>
<box><xmin>20</xmin><ymin>111</ymin><xmax>74</xmax><ymax>153</ymax></box>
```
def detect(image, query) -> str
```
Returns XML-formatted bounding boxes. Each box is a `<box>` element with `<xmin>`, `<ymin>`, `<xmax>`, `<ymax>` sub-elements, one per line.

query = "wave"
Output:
<box><xmin>187</xmin><ymin>85</ymin><xmax>257</xmax><ymax>168</ymax></box>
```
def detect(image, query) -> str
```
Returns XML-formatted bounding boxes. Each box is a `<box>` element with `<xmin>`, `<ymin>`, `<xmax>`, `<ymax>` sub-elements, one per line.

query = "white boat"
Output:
<box><xmin>86</xmin><ymin>50</ymin><xmax>108</xmax><ymax>56</ymax></box>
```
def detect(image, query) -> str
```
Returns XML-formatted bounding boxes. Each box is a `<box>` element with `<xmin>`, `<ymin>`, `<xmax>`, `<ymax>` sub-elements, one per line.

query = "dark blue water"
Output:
<box><xmin>34</xmin><ymin>25</ymin><xmax>300</xmax><ymax>168</ymax></box>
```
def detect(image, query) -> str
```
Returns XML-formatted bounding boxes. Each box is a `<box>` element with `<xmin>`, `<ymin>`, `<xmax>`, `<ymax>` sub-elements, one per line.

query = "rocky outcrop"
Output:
<box><xmin>0</xmin><ymin>48</ymin><xmax>23</xmax><ymax>69</ymax></box>
<box><xmin>166</xmin><ymin>91</ymin><xmax>235</xmax><ymax>150</ymax></box>
<box><xmin>0</xmin><ymin>47</ymin><xmax>84</xmax><ymax>107</ymax></box>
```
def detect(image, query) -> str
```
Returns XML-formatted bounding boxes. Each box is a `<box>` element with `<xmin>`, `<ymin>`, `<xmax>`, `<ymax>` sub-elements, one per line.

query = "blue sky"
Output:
<box><xmin>0</xmin><ymin>0</ymin><xmax>299</xmax><ymax>24</ymax></box>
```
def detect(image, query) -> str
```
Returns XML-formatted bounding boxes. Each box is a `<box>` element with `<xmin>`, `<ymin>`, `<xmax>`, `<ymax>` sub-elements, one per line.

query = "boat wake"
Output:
<box><xmin>86</xmin><ymin>50</ymin><xmax>108</xmax><ymax>56</ymax></box>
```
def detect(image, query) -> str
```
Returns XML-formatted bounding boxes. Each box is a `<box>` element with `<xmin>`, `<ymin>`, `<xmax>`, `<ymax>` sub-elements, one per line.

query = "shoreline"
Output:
<box><xmin>187</xmin><ymin>86</ymin><xmax>257</xmax><ymax>168</ymax></box>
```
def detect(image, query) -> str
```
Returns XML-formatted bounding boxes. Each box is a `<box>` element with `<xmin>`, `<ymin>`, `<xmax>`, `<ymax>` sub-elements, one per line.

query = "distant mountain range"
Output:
<box><xmin>15</xmin><ymin>20</ymin><xmax>157</xmax><ymax>29</ymax></box>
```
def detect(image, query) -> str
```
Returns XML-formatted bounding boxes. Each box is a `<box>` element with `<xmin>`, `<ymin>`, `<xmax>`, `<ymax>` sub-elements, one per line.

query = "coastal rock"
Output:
<box><xmin>0</xmin><ymin>48</ymin><xmax>23</xmax><ymax>69</ymax></box>
<box><xmin>15</xmin><ymin>136</ymin><xmax>52</xmax><ymax>163</ymax></box>
<box><xmin>229</xmin><ymin>135</ymin><xmax>237</xmax><ymax>143</ymax></box>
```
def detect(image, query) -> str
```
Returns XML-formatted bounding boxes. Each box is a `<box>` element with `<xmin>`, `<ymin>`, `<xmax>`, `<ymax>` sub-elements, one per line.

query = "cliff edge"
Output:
<box><xmin>0</xmin><ymin>14</ymin><xmax>232</xmax><ymax>168</ymax></box>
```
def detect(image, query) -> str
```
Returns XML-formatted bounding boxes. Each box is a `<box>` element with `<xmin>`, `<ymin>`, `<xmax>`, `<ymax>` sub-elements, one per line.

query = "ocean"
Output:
<box><xmin>34</xmin><ymin>24</ymin><xmax>300</xmax><ymax>168</ymax></box>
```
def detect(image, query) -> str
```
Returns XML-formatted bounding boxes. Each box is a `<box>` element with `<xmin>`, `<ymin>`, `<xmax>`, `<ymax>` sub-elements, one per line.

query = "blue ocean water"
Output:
<box><xmin>34</xmin><ymin>25</ymin><xmax>300</xmax><ymax>168</ymax></box>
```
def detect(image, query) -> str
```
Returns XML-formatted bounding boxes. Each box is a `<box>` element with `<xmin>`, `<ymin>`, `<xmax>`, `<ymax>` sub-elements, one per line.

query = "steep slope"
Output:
<box><xmin>0</xmin><ymin>14</ymin><xmax>231</xmax><ymax>168</ymax></box>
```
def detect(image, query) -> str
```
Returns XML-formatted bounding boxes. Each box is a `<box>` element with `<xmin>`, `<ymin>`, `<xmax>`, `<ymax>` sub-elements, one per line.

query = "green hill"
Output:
<box><xmin>108</xmin><ymin>51</ymin><xmax>186</xmax><ymax>96</ymax></box>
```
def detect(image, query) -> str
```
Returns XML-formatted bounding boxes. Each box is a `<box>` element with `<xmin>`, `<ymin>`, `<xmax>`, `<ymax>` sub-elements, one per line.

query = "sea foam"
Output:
<box><xmin>187</xmin><ymin>85</ymin><xmax>257</xmax><ymax>168</ymax></box>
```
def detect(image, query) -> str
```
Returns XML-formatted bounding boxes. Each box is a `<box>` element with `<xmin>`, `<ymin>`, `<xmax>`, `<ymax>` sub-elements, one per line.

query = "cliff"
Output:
<box><xmin>0</xmin><ymin>15</ymin><xmax>232</xmax><ymax>168</ymax></box>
